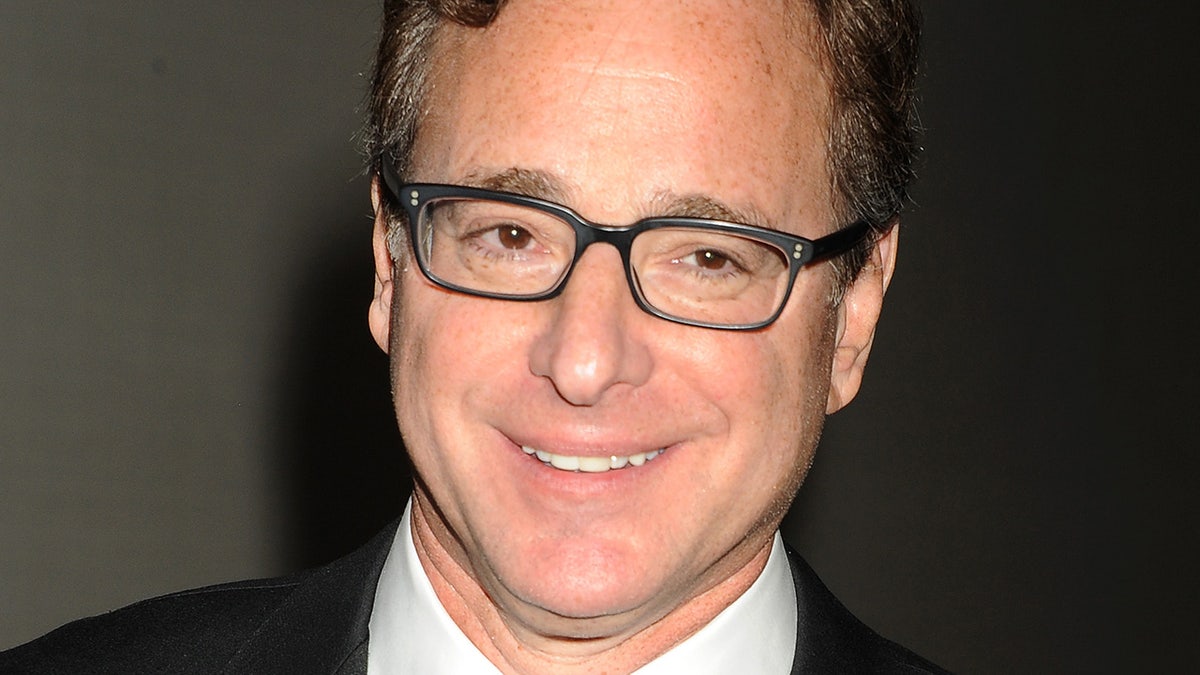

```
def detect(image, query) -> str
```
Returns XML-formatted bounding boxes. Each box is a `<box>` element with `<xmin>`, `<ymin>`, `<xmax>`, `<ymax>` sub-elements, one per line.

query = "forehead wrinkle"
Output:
<box><xmin>571</xmin><ymin>63</ymin><xmax>688</xmax><ymax>88</ymax></box>
<box><xmin>557</xmin><ymin>2</ymin><xmax>688</xmax><ymax>91</ymax></box>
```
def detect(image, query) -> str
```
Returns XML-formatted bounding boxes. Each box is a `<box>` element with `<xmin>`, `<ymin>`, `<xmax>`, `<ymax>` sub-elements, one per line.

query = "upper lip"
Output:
<box><xmin>504</xmin><ymin>430</ymin><xmax>676</xmax><ymax>458</ymax></box>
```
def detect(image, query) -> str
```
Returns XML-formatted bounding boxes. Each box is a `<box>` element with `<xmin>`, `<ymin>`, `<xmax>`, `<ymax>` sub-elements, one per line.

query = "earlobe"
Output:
<box><xmin>826</xmin><ymin>223</ymin><xmax>899</xmax><ymax>414</ymax></box>
<box><xmin>369</xmin><ymin>178</ymin><xmax>395</xmax><ymax>354</ymax></box>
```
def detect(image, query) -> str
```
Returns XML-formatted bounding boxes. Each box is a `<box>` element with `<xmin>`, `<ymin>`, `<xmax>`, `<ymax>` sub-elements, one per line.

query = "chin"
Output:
<box><xmin>495</xmin><ymin>535</ymin><xmax>677</xmax><ymax>626</ymax></box>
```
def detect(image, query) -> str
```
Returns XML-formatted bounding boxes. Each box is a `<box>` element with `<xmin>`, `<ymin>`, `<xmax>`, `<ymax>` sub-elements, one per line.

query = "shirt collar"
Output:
<box><xmin>631</xmin><ymin>531</ymin><xmax>797</xmax><ymax>674</ymax></box>
<box><xmin>368</xmin><ymin>499</ymin><xmax>797</xmax><ymax>674</ymax></box>
<box><xmin>367</xmin><ymin>501</ymin><xmax>497</xmax><ymax>673</ymax></box>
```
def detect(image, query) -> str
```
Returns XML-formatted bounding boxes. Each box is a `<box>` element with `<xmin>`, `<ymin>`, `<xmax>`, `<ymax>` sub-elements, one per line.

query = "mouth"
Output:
<box><xmin>521</xmin><ymin>445</ymin><xmax>666</xmax><ymax>473</ymax></box>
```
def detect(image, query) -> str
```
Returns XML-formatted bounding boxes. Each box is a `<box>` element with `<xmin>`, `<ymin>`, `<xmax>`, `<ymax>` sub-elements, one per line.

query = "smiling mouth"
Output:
<box><xmin>521</xmin><ymin>445</ymin><xmax>666</xmax><ymax>473</ymax></box>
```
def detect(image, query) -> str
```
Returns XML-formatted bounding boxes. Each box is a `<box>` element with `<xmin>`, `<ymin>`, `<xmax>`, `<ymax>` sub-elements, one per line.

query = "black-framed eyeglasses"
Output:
<box><xmin>379</xmin><ymin>161</ymin><xmax>872</xmax><ymax>330</ymax></box>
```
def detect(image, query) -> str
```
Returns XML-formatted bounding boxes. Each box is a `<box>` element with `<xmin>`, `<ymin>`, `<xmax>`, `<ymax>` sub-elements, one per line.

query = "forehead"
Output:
<box><xmin>451</xmin><ymin>0</ymin><xmax>817</xmax><ymax>71</ymax></box>
<box><xmin>414</xmin><ymin>0</ymin><xmax>833</xmax><ymax>228</ymax></box>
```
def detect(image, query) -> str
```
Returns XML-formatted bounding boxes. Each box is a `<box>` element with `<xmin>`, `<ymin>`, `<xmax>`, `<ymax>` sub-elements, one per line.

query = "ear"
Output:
<box><xmin>369</xmin><ymin>177</ymin><xmax>395</xmax><ymax>354</ymax></box>
<box><xmin>826</xmin><ymin>223</ymin><xmax>899</xmax><ymax>413</ymax></box>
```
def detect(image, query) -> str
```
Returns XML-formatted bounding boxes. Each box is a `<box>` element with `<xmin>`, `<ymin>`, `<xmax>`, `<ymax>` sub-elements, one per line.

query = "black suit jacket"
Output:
<box><xmin>0</xmin><ymin>522</ymin><xmax>947</xmax><ymax>674</ymax></box>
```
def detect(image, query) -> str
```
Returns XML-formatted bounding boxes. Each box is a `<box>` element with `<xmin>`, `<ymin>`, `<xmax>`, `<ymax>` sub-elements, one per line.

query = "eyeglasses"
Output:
<box><xmin>379</xmin><ymin>162</ymin><xmax>871</xmax><ymax>330</ymax></box>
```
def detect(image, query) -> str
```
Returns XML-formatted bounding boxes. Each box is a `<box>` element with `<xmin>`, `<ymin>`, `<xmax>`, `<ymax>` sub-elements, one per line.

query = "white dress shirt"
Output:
<box><xmin>367</xmin><ymin>500</ymin><xmax>797</xmax><ymax>673</ymax></box>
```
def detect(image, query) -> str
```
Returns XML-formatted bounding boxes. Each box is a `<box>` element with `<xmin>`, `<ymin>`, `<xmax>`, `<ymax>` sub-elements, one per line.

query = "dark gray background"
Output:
<box><xmin>2</xmin><ymin>2</ymin><xmax>1196</xmax><ymax>672</ymax></box>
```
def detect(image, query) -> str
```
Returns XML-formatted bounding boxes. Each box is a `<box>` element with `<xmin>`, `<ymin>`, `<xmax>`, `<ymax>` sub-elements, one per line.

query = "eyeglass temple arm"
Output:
<box><xmin>376</xmin><ymin>157</ymin><xmax>404</xmax><ymax>204</ymax></box>
<box><xmin>807</xmin><ymin>219</ymin><xmax>877</xmax><ymax>264</ymax></box>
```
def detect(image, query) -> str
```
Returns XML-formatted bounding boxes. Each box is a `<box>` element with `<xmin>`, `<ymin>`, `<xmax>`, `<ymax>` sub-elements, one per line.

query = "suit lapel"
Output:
<box><xmin>334</xmin><ymin>640</ymin><xmax>370</xmax><ymax>675</ymax></box>
<box><xmin>220</xmin><ymin>521</ymin><xmax>399</xmax><ymax>675</ymax></box>
<box><xmin>785</xmin><ymin>545</ymin><xmax>948</xmax><ymax>674</ymax></box>
<box><xmin>786</xmin><ymin>544</ymin><xmax>873</xmax><ymax>673</ymax></box>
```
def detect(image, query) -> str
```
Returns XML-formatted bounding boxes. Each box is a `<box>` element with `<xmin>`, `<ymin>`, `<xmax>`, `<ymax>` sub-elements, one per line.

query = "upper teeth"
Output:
<box><xmin>521</xmin><ymin>446</ymin><xmax>664</xmax><ymax>473</ymax></box>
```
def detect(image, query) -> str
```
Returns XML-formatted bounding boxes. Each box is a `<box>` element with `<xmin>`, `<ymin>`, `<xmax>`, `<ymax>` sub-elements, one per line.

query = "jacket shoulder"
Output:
<box><xmin>1</xmin><ymin>520</ymin><xmax>398</xmax><ymax>675</ymax></box>
<box><xmin>0</xmin><ymin>576</ymin><xmax>302</xmax><ymax>674</ymax></box>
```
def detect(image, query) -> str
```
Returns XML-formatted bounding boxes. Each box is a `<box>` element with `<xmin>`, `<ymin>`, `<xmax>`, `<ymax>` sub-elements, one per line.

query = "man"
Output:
<box><xmin>1</xmin><ymin>0</ymin><xmax>943</xmax><ymax>672</ymax></box>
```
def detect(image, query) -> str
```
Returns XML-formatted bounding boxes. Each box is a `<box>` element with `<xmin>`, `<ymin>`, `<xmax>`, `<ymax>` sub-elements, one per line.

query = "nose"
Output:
<box><xmin>528</xmin><ymin>244</ymin><xmax>653</xmax><ymax>406</ymax></box>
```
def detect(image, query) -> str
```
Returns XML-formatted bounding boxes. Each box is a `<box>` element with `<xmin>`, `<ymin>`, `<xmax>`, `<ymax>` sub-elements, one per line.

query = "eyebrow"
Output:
<box><xmin>461</xmin><ymin>168</ymin><xmax>573</xmax><ymax>205</ymax></box>
<box><xmin>647</xmin><ymin>192</ymin><xmax>774</xmax><ymax>230</ymax></box>
<box><xmin>458</xmin><ymin>167</ymin><xmax>774</xmax><ymax>229</ymax></box>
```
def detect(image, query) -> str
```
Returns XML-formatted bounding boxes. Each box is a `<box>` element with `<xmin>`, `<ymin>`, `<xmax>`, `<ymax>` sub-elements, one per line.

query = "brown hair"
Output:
<box><xmin>365</xmin><ymin>0</ymin><xmax>921</xmax><ymax>289</ymax></box>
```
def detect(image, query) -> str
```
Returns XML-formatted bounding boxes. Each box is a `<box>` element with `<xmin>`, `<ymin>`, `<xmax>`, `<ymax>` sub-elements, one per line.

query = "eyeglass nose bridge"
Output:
<box><xmin>537</xmin><ymin>216</ymin><xmax>655</xmax><ymax>317</ymax></box>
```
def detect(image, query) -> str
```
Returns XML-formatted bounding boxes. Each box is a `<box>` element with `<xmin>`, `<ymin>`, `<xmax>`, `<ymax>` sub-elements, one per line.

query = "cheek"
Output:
<box><xmin>392</xmin><ymin>271</ymin><xmax>432</xmax><ymax>373</ymax></box>
<box><xmin>390</xmin><ymin>273</ymin><xmax>461</xmax><ymax>447</ymax></box>
<box><xmin>731</xmin><ymin>300</ymin><xmax>838</xmax><ymax>470</ymax></box>
<box><xmin>389</xmin><ymin>275</ymin><xmax>529</xmax><ymax>428</ymax></box>
<box><xmin>388</xmin><ymin>278</ymin><xmax>502</xmax><ymax>527</ymax></box>
<box><xmin>717</xmin><ymin>320</ymin><xmax>833</xmax><ymax>421</ymax></box>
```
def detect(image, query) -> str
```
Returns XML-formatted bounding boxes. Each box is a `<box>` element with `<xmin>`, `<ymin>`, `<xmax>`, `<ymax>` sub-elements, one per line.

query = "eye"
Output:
<box><xmin>690</xmin><ymin>249</ymin><xmax>734</xmax><ymax>271</ymax></box>
<box><xmin>676</xmin><ymin>248</ymin><xmax>743</xmax><ymax>276</ymax></box>
<box><xmin>494</xmin><ymin>224</ymin><xmax>533</xmax><ymax>249</ymax></box>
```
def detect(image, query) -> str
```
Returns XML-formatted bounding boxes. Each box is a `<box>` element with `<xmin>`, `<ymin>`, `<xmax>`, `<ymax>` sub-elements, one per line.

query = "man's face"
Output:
<box><xmin>370</xmin><ymin>0</ymin><xmax>892</xmax><ymax>646</ymax></box>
